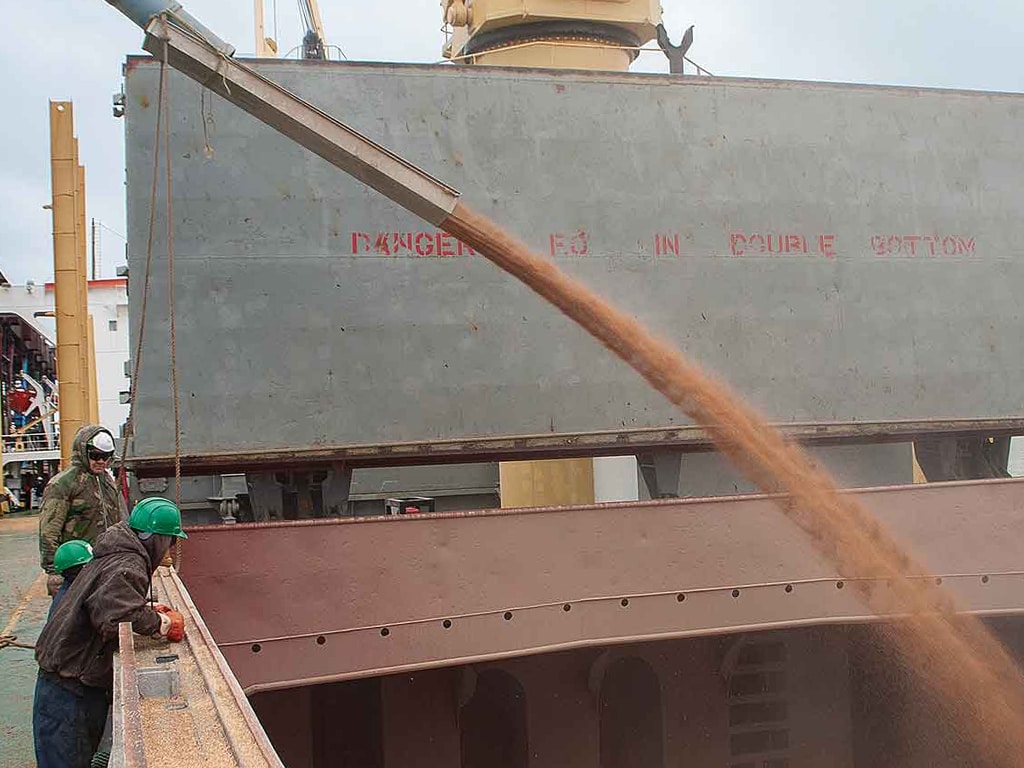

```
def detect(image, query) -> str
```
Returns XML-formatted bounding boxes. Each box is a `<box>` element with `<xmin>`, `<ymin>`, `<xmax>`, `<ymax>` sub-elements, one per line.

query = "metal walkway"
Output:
<box><xmin>2</xmin><ymin>449</ymin><xmax>60</xmax><ymax>467</ymax></box>
<box><xmin>110</xmin><ymin>568</ymin><xmax>284</xmax><ymax>767</ymax></box>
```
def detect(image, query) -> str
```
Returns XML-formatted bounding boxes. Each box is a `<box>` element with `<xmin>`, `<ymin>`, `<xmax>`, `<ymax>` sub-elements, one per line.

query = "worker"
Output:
<box><xmin>0</xmin><ymin>482</ymin><xmax>19</xmax><ymax>517</ymax></box>
<box><xmin>21</xmin><ymin>471</ymin><xmax>35</xmax><ymax>509</ymax></box>
<box><xmin>48</xmin><ymin>540</ymin><xmax>94</xmax><ymax>618</ymax></box>
<box><xmin>33</xmin><ymin>497</ymin><xmax>188</xmax><ymax>768</ymax></box>
<box><xmin>38</xmin><ymin>426</ymin><xmax>126</xmax><ymax>597</ymax></box>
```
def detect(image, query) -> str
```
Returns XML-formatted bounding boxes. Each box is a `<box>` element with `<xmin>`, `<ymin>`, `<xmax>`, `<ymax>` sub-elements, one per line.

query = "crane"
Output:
<box><xmin>254</xmin><ymin>0</ymin><xmax>327</xmax><ymax>60</ymax></box>
<box><xmin>297</xmin><ymin>0</ymin><xmax>327</xmax><ymax>60</ymax></box>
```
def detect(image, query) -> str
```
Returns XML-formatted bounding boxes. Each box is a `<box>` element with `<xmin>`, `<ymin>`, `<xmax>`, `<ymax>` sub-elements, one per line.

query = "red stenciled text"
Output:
<box><xmin>870</xmin><ymin>235</ymin><xmax>976</xmax><ymax>257</ymax></box>
<box><xmin>654</xmin><ymin>234</ymin><xmax>681</xmax><ymax>256</ymax></box>
<box><xmin>550</xmin><ymin>231</ymin><xmax>589</xmax><ymax>257</ymax></box>
<box><xmin>350</xmin><ymin>231</ymin><xmax>477</xmax><ymax>257</ymax></box>
<box><xmin>729</xmin><ymin>233</ymin><xmax>837</xmax><ymax>258</ymax></box>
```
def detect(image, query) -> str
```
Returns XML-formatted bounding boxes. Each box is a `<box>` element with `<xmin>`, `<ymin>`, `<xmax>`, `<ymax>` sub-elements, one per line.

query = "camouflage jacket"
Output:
<box><xmin>38</xmin><ymin>425</ymin><xmax>126</xmax><ymax>573</ymax></box>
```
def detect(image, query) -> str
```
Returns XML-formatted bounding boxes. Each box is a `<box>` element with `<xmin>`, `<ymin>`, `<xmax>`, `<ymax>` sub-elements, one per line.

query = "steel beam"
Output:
<box><xmin>178</xmin><ymin>478</ymin><xmax>1024</xmax><ymax>692</ymax></box>
<box><xmin>128</xmin><ymin>418</ymin><xmax>1024</xmax><ymax>476</ymax></box>
<box><xmin>140</xmin><ymin>15</ymin><xmax>459</xmax><ymax>226</ymax></box>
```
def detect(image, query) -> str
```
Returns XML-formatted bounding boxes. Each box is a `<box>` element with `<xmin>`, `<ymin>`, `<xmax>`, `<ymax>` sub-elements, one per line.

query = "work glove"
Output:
<box><xmin>166</xmin><ymin>611</ymin><xmax>185</xmax><ymax>642</ymax></box>
<box><xmin>154</xmin><ymin>610</ymin><xmax>186</xmax><ymax>643</ymax></box>
<box><xmin>46</xmin><ymin>573</ymin><xmax>64</xmax><ymax>597</ymax></box>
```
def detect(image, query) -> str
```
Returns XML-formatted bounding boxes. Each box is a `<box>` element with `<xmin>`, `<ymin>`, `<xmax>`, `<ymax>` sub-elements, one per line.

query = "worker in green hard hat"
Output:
<box><xmin>48</xmin><ymin>540</ymin><xmax>94</xmax><ymax>619</ymax></box>
<box><xmin>38</xmin><ymin>425</ymin><xmax>126</xmax><ymax>597</ymax></box>
<box><xmin>33</xmin><ymin>497</ymin><xmax>187</xmax><ymax>768</ymax></box>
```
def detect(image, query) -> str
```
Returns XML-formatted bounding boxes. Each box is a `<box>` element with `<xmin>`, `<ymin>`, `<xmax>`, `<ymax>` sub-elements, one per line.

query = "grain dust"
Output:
<box><xmin>444</xmin><ymin>202</ymin><xmax>1024</xmax><ymax>766</ymax></box>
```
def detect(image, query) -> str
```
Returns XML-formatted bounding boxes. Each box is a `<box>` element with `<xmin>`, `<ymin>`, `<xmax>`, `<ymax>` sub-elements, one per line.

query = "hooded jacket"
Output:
<box><xmin>39</xmin><ymin>425</ymin><xmax>126</xmax><ymax>573</ymax></box>
<box><xmin>35</xmin><ymin>521</ymin><xmax>163</xmax><ymax>689</ymax></box>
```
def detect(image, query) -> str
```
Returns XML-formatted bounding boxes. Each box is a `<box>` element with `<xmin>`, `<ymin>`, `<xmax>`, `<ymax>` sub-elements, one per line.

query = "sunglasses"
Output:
<box><xmin>88</xmin><ymin>450</ymin><xmax>115</xmax><ymax>462</ymax></box>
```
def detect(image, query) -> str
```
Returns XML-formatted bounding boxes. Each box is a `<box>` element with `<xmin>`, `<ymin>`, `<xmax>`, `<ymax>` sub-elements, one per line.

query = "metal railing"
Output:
<box><xmin>2</xmin><ymin>432</ymin><xmax>57</xmax><ymax>454</ymax></box>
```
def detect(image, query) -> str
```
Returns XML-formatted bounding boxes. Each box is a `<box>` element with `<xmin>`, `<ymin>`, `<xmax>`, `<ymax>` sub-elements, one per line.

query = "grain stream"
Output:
<box><xmin>444</xmin><ymin>201</ymin><xmax>1024</xmax><ymax>766</ymax></box>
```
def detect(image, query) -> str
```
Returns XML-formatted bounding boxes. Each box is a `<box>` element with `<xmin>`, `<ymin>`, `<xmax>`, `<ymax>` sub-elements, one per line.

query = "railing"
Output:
<box><xmin>108</xmin><ymin>571</ymin><xmax>284</xmax><ymax>766</ymax></box>
<box><xmin>112</xmin><ymin>624</ymin><xmax>148</xmax><ymax>768</ymax></box>
<box><xmin>1</xmin><ymin>434</ymin><xmax>60</xmax><ymax>467</ymax></box>
<box><xmin>3</xmin><ymin>433</ymin><xmax>56</xmax><ymax>452</ymax></box>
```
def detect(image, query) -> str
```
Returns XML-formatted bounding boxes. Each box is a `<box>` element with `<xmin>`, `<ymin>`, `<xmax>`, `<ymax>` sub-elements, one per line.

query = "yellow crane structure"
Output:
<box><xmin>441</xmin><ymin>0</ymin><xmax>661</xmax><ymax>70</ymax></box>
<box><xmin>48</xmin><ymin>101</ymin><xmax>100</xmax><ymax>467</ymax></box>
<box><xmin>254</xmin><ymin>0</ymin><xmax>328</xmax><ymax>59</ymax></box>
<box><xmin>253</xmin><ymin>0</ymin><xmax>278</xmax><ymax>57</ymax></box>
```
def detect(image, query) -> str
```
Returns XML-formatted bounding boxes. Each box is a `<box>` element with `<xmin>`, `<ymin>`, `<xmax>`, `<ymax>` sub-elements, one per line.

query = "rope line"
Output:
<box><xmin>0</xmin><ymin>634</ymin><xmax>34</xmax><ymax>651</ymax></box>
<box><xmin>273</xmin><ymin>0</ymin><xmax>279</xmax><ymax>51</ymax></box>
<box><xmin>96</xmin><ymin>221</ymin><xmax>127</xmax><ymax>241</ymax></box>
<box><xmin>160</xmin><ymin>34</ymin><xmax>185</xmax><ymax>570</ymax></box>
<box><xmin>200</xmin><ymin>89</ymin><xmax>215</xmax><ymax>159</ymax></box>
<box><xmin>118</xmin><ymin>33</ymin><xmax>170</xmax><ymax>488</ymax></box>
<box><xmin>164</xmin><ymin>43</ymin><xmax>182</xmax><ymax>511</ymax></box>
<box><xmin>120</xmin><ymin>25</ymin><xmax>185</xmax><ymax>569</ymax></box>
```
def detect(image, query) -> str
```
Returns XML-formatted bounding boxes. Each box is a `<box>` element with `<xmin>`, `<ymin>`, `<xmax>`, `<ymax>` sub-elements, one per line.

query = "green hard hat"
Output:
<box><xmin>54</xmin><ymin>540</ymin><xmax>94</xmax><ymax>573</ymax></box>
<box><xmin>128</xmin><ymin>497</ymin><xmax>188</xmax><ymax>539</ymax></box>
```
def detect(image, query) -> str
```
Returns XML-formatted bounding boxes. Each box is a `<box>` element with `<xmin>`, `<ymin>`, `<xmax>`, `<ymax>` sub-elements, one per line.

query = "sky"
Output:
<box><xmin>1</xmin><ymin>1</ymin><xmax>1022</xmax><ymax>284</ymax></box>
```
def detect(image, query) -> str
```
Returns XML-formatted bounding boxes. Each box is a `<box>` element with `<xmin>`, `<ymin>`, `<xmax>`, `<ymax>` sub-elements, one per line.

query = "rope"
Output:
<box><xmin>119</xmin><ymin>25</ymin><xmax>184</xmax><ymax>571</ymax></box>
<box><xmin>161</xmin><ymin>10</ymin><xmax>233</xmax><ymax>97</ymax></box>
<box><xmin>273</xmin><ymin>0</ymin><xmax>279</xmax><ymax>51</ymax></box>
<box><xmin>200</xmin><ymin>89</ymin><xmax>215</xmax><ymax>159</ymax></box>
<box><xmin>97</xmin><ymin>221</ymin><xmax>127</xmax><ymax>242</ymax></box>
<box><xmin>0</xmin><ymin>634</ymin><xmax>34</xmax><ymax>651</ymax></box>
<box><xmin>160</xmin><ymin>35</ymin><xmax>184</xmax><ymax>571</ymax></box>
<box><xmin>118</xmin><ymin>31</ymin><xmax>171</xmax><ymax>496</ymax></box>
<box><xmin>296</xmin><ymin>0</ymin><xmax>313</xmax><ymax>33</ymax></box>
<box><xmin>164</xmin><ymin>43</ymin><xmax>182</xmax><ymax>512</ymax></box>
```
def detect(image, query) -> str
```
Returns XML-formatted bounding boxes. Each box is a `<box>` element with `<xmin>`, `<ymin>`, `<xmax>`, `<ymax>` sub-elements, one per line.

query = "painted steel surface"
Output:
<box><xmin>141</xmin><ymin>18</ymin><xmax>460</xmax><ymax>225</ymax></box>
<box><xmin>124</xmin><ymin>61</ymin><xmax>1024</xmax><ymax>463</ymax></box>
<box><xmin>178</xmin><ymin>479</ymin><xmax>1024</xmax><ymax>691</ymax></box>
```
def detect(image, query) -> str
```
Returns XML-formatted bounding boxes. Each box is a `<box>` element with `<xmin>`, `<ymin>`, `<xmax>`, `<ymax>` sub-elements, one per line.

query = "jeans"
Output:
<box><xmin>33</xmin><ymin>671</ymin><xmax>109</xmax><ymax>768</ymax></box>
<box><xmin>47</xmin><ymin>580</ymin><xmax>70</xmax><ymax>621</ymax></box>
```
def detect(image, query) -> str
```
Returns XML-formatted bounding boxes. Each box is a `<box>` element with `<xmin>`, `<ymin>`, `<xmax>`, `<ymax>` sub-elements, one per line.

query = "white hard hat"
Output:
<box><xmin>88</xmin><ymin>431</ymin><xmax>116</xmax><ymax>453</ymax></box>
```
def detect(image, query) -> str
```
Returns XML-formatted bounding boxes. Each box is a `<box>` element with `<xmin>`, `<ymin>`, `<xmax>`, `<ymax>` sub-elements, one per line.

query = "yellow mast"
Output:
<box><xmin>87</xmin><ymin>321</ymin><xmax>100</xmax><ymax>424</ymax></box>
<box><xmin>254</xmin><ymin>0</ymin><xmax>279</xmax><ymax>56</ymax></box>
<box><xmin>75</xmin><ymin>162</ymin><xmax>100</xmax><ymax>427</ymax></box>
<box><xmin>49</xmin><ymin>102</ymin><xmax>93</xmax><ymax>467</ymax></box>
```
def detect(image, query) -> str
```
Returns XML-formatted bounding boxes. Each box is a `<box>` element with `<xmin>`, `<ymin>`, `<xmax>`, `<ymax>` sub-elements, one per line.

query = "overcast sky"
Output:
<box><xmin>1</xmin><ymin>1</ymin><xmax>1022</xmax><ymax>284</ymax></box>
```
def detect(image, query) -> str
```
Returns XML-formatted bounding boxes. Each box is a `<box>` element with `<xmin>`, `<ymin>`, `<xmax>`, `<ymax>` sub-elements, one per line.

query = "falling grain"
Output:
<box><xmin>443</xmin><ymin>201</ymin><xmax>1024</xmax><ymax>766</ymax></box>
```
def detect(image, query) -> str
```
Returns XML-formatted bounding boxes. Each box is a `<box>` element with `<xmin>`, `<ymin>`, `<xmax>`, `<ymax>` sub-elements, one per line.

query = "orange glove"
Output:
<box><xmin>154</xmin><ymin>608</ymin><xmax>186</xmax><ymax>642</ymax></box>
<box><xmin>166</xmin><ymin>610</ymin><xmax>185</xmax><ymax>643</ymax></box>
<box><xmin>153</xmin><ymin>603</ymin><xmax>172</xmax><ymax>614</ymax></box>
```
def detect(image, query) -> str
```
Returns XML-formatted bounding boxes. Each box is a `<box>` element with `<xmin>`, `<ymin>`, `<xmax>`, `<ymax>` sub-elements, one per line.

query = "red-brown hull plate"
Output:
<box><xmin>179</xmin><ymin>479</ymin><xmax>1024</xmax><ymax>692</ymax></box>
